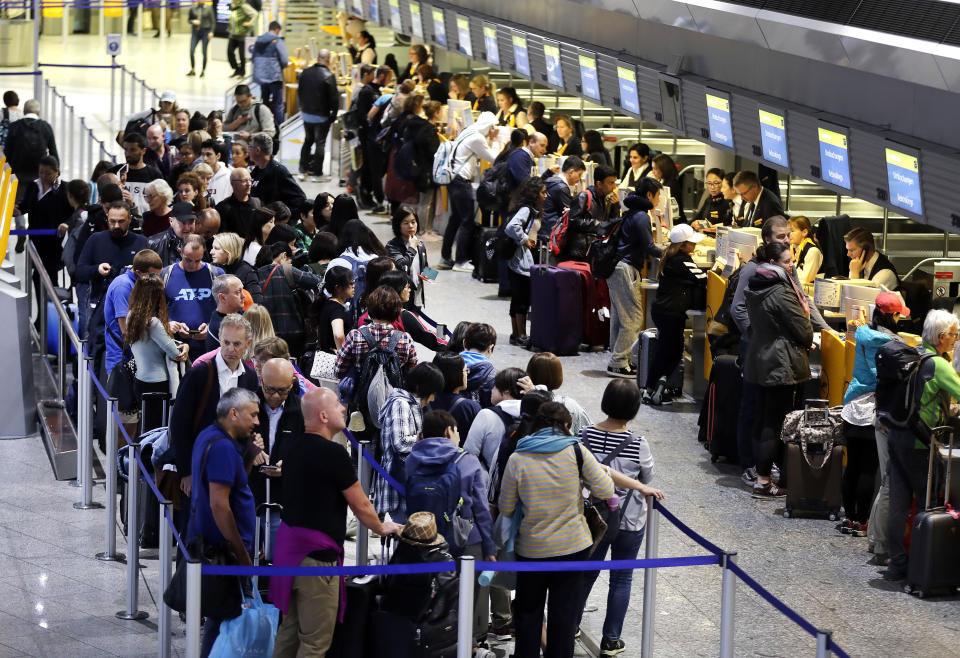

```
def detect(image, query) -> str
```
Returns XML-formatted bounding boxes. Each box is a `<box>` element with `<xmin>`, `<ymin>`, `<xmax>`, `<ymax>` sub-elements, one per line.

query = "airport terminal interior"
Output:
<box><xmin>1</xmin><ymin>0</ymin><xmax>960</xmax><ymax>656</ymax></box>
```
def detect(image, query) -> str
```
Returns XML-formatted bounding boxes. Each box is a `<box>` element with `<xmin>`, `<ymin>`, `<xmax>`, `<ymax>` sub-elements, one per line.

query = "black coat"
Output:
<box><xmin>147</xmin><ymin>226</ymin><xmax>183</xmax><ymax>267</ymax></box>
<box><xmin>216</xmin><ymin>195</ymin><xmax>262</xmax><ymax>237</ymax></box>
<box><xmin>744</xmin><ymin>266</ymin><xmax>813</xmax><ymax>387</ymax></box>
<box><xmin>297</xmin><ymin>63</ymin><xmax>339</xmax><ymax>122</ymax></box>
<box><xmin>223</xmin><ymin>258</ymin><xmax>263</xmax><ymax>304</ymax></box>
<box><xmin>251</xmin><ymin>158</ymin><xmax>306</xmax><ymax>209</ymax></box>
<box><xmin>249</xmin><ymin>387</ymin><xmax>304</xmax><ymax>505</ymax></box>
<box><xmin>736</xmin><ymin>187</ymin><xmax>784</xmax><ymax>228</ymax></box>
<box><xmin>386</xmin><ymin>235</ymin><xmax>428</xmax><ymax>307</ymax></box>
<box><xmin>651</xmin><ymin>252</ymin><xmax>707</xmax><ymax>316</ymax></box>
<box><xmin>400</xmin><ymin>114</ymin><xmax>439</xmax><ymax>192</ymax></box>
<box><xmin>560</xmin><ymin>186</ymin><xmax>620</xmax><ymax>262</ymax></box>
<box><xmin>169</xmin><ymin>358</ymin><xmax>259</xmax><ymax>476</ymax></box>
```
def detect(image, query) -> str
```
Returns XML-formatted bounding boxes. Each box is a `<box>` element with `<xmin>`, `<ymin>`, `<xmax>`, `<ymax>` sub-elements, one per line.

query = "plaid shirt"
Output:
<box><xmin>374</xmin><ymin>388</ymin><xmax>422</xmax><ymax>520</ymax></box>
<box><xmin>258</xmin><ymin>264</ymin><xmax>321</xmax><ymax>339</ymax></box>
<box><xmin>334</xmin><ymin>322</ymin><xmax>418</xmax><ymax>379</ymax></box>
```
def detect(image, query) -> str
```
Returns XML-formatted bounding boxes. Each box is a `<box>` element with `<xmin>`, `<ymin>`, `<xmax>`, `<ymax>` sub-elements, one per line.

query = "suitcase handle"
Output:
<box><xmin>927</xmin><ymin>426</ymin><xmax>955</xmax><ymax>510</ymax></box>
<box><xmin>803</xmin><ymin>398</ymin><xmax>831</xmax><ymax>425</ymax></box>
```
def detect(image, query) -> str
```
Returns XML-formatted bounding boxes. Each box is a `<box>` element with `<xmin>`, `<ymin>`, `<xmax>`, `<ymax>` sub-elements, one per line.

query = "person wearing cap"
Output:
<box><xmin>271</xmin><ymin>387</ymin><xmax>400</xmax><ymax>657</ymax></box>
<box><xmin>607</xmin><ymin>177</ymin><xmax>664</xmax><ymax>378</ymax></box>
<box><xmin>115</xmin><ymin>90</ymin><xmax>179</xmax><ymax>145</ymax></box>
<box><xmin>74</xmin><ymin>200</ymin><xmax>148</xmax><ymax>306</ymax></box>
<box><xmin>643</xmin><ymin>223</ymin><xmax>707</xmax><ymax>404</ymax></box>
<box><xmin>436</xmin><ymin>111</ymin><xmax>501</xmax><ymax>272</ymax></box>
<box><xmin>840</xmin><ymin>291</ymin><xmax>908</xmax><ymax>543</ymax></box>
<box><xmin>148</xmin><ymin>201</ymin><xmax>200</xmax><ymax>266</ymax></box>
<box><xmin>743</xmin><ymin>241</ymin><xmax>814</xmax><ymax>499</ymax></box>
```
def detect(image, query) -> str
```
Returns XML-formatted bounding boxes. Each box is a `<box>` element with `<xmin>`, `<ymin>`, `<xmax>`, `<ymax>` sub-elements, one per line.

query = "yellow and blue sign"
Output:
<box><xmin>367</xmin><ymin>0</ymin><xmax>378</xmax><ymax>23</ymax></box>
<box><xmin>818</xmin><ymin>125</ymin><xmax>851</xmax><ymax>190</ymax></box>
<box><xmin>617</xmin><ymin>66</ymin><xmax>639</xmax><ymax>115</ymax></box>
<box><xmin>388</xmin><ymin>0</ymin><xmax>401</xmax><ymax>31</ymax></box>
<box><xmin>483</xmin><ymin>25</ymin><xmax>500</xmax><ymax>67</ymax></box>
<box><xmin>578</xmin><ymin>53</ymin><xmax>600</xmax><ymax>101</ymax></box>
<box><xmin>544</xmin><ymin>42</ymin><xmax>563</xmax><ymax>88</ymax></box>
<box><xmin>705</xmin><ymin>92</ymin><xmax>733</xmax><ymax>148</ymax></box>
<box><xmin>759</xmin><ymin>108</ymin><xmax>788</xmax><ymax>167</ymax></box>
<box><xmin>512</xmin><ymin>34</ymin><xmax>530</xmax><ymax>77</ymax></box>
<box><xmin>456</xmin><ymin>16</ymin><xmax>472</xmax><ymax>57</ymax></box>
<box><xmin>408</xmin><ymin>1</ymin><xmax>422</xmax><ymax>39</ymax></box>
<box><xmin>885</xmin><ymin>146</ymin><xmax>923</xmax><ymax>216</ymax></box>
<box><xmin>432</xmin><ymin>7</ymin><xmax>446</xmax><ymax>47</ymax></box>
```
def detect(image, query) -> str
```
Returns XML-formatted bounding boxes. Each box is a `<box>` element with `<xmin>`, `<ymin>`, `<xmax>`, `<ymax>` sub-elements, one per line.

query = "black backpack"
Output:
<box><xmin>486</xmin><ymin>407</ymin><xmax>522</xmax><ymax>511</ymax></box>
<box><xmin>875</xmin><ymin>341</ymin><xmax>941</xmax><ymax>443</ymax></box>
<box><xmin>393</xmin><ymin>139</ymin><xmax>420</xmax><ymax>181</ymax></box>
<box><xmin>123</xmin><ymin>114</ymin><xmax>152</xmax><ymax>138</ymax></box>
<box><xmin>9</xmin><ymin>119</ymin><xmax>49</xmax><ymax>172</ymax></box>
<box><xmin>353</xmin><ymin>326</ymin><xmax>405</xmax><ymax>424</ymax></box>
<box><xmin>476</xmin><ymin>161</ymin><xmax>513</xmax><ymax>212</ymax></box>
<box><xmin>586</xmin><ymin>219</ymin><xmax>623</xmax><ymax>279</ymax></box>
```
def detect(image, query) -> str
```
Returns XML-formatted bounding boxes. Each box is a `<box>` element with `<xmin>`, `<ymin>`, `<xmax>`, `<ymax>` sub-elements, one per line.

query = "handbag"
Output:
<box><xmin>108</xmin><ymin>347</ymin><xmax>138</xmax><ymax>412</ymax></box>
<box><xmin>162</xmin><ymin>438</ymin><xmax>244</xmax><ymax>620</ymax></box>
<box><xmin>209</xmin><ymin>587</ymin><xmax>279</xmax><ymax>658</ymax></box>
<box><xmin>310</xmin><ymin>349</ymin><xmax>339</xmax><ymax>382</ymax></box>
<box><xmin>573</xmin><ymin>444</ymin><xmax>607</xmax><ymax>553</ymax></box>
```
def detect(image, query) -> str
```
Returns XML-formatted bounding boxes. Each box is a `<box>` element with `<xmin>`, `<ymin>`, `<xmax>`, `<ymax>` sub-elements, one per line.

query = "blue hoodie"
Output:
<box><xmin>405</xmin><ymin>438</ymin><xmax>496</xmax><ymax>557</ymax></box>
<box><xmin>461</xmin><ymin>350</ymin><xmax>496</xmax><ymax>408</ymax></box>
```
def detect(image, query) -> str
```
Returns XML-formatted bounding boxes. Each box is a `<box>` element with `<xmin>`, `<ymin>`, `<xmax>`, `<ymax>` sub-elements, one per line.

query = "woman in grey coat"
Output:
<box><xmin>744</xmin><ymin>241</ymin><xmax>813</xmax><ymax>499</ymax></box>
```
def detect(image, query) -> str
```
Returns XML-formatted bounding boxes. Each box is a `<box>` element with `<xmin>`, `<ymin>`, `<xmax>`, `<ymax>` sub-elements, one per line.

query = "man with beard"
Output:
<box><xmin>74</xmin><ymin>202</ymin><xmax>148</xmax><ymax>308</ymax></box>
<box><xmin>112</xmin><ymin>132</ymin><xmax>163</xmax><ymax>215</ymax></box>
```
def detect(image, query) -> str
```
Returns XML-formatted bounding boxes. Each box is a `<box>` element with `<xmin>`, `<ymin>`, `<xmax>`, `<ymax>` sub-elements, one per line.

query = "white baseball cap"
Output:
<box><xmin>668</xmin><ymin>223</ymin><xmax>705</xmax><ymax>244</ymax></box>
<box><xmin>160</xmin><ymin>90</ymin><xmax>177</xmax><ymax>104</ymax></box>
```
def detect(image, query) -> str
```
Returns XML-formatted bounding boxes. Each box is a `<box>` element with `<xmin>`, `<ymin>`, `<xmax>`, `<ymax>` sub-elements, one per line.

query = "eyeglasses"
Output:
<box><xmin>263</xmin><ymin>385</ymin><xmax>293</xmax><ymax>396</ymax></box>
<box><xmin>705</xmin><ymin>181</ymin><xmax>722</xmax><ymax>187</ymax></box>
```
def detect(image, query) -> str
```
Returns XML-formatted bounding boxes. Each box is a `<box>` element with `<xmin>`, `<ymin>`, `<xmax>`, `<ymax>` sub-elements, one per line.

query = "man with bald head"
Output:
<box><xmin>197</xmin><ymin>207</ymin><xmax>221</xmax><ymax>258</ymax></box>
<box><xmin>297</xmin><ymin>47</ymin><xmax>340</xmax><ymax>181</ymax></box>
<box><xmin>506</xmin><ymin>130</ymin><xmax>549</xmax><ymax>191</ymax></box>
<box><xmin>271</xmin><ymin>387</ymin><xmax>401</xmax><ymax>657</ymax></box>
<box><xmin>250</xmin><ymin>357</ymin><xmax>304</xmax><ymax>558</ymax></box>
<box><xmin>144</xmin><ymin>123</ymin><xmax>176</xmax><ymax>180</ymax></box>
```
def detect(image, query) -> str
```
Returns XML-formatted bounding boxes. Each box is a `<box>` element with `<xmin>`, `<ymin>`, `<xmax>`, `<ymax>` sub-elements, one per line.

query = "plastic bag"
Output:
<box><xmin>209</xmin><ymin>588</ymin><xmax>280</xmax><ymax>658</ymax></box>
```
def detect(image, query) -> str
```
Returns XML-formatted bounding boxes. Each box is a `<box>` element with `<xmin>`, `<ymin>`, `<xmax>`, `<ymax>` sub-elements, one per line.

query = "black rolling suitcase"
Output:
<box><xmin>782</xmin><ymin>400</ymin><xmax>843</xmax><ymax>519</ymax></box>
<box><xmin>472</xmin><ymin>227</ymin><xmax>499</xmax><ymax>283</ymax></box>
<box><xmin>701</xmin><ymin>355</ymin><xmax>741</xmax><ymax>463</ymax></box>
<box><xmin>905</xmin><ymin>426</ymin><xmax>960</xmax><ymax>598</ymax></box>
<box><xmin>328</xmin><ymin>537</ymin><xmax>395</xmax><ymax>658</ymax></box>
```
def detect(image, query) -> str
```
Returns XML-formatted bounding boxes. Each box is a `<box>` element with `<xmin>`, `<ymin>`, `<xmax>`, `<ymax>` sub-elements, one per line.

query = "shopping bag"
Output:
<box><xmin>209</xmin><ymin>588</ymin><xmax>280</xmax><ymax>658</ymax></box>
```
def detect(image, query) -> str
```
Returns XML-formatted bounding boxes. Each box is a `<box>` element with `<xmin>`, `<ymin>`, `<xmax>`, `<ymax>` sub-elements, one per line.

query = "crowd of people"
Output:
<box><xmin>3</xmin><ymin>25</ymin><xmax>954</xmax><ymax>658</ymax></box>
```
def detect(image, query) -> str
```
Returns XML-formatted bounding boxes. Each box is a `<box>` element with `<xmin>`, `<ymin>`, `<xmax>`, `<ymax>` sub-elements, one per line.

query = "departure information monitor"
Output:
<box><xmin>617</xmin><ymin>65</ymin><xmax>639</xmax><ymax>115</ymax></box>
<box><xmin>578</xmin><ymin>52</ymin><xmax>600</xmax><ymax>101</ymax></box>
<box><xmin>885</xmin><ymin>143</ymin><xmax>923</xmax><ymax>216</ymax></box>
<box><xmin>818</xmin><ymin>123</ymin><xmax>852</xmax><ymax>190</ymax></box>
<box><xmin>483</xmin><ymin>24</ymin><xmax>500</xmax><ymax>66</ymax></box>
<box><xmin>388</xmin><ymin>0</ymin><xmax>401</xmax><ymax>31</ymax></box>
<box><xmin>456</xmin><ymin>15</ymin><xmax>472</xmax><ymax>57</ymax></box>
<box><xmin>758</xmin><ymin>107</ymin><xmax>788</xmax><ymax>168</ymax></box>
<box><xmin>705</xmin><ymin>91</ymin><xmax>733</xmax><ymax>148</ymax></box>
<box><xmin>409</xmin><ymin>1</ymin><xmax>423</xmax><ymax>38</ymax></box>
<box><xmin>512</xmin><ymin>34</ymin><xmax>530</xmax><ymax>76</ymax></box>
<box><xmin>432</xmin><ymin>7</ymin><xmax>446</xmax><ymax>47</ymax></box>
<box><xmin>544</xmin><ymin>41</ymin><xmax>563</xmax><ymax>88</ymax></box>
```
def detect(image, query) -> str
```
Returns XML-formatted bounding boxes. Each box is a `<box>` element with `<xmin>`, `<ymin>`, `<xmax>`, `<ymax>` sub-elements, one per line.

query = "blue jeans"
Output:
<box><xmin>189</xmin><ymin>29</ymin><xmax>210</xmax><ymax>71</ymax></box>
<box><xmin>576</xmin><ymin>528</ymin><xmax>646</xmax><ymax>641</ymax></box>
<box><xmin>261</xmin><ymin>81</ymin><xmax>285</xmax><ymax>127</ymax></box>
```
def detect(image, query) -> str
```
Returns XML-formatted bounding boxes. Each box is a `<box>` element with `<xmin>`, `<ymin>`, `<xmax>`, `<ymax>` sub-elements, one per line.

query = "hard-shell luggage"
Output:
<box><xmin>782</xmin><ymin>400</ymin><xmax>843</xmax><ymax>519</ymax></box>
<box><xmin>635</xmin><ymin>329</ymin><xmax>683</xmax><ymax>393</ymax></box>
<box><xmin>557</xmin><ymin>260</ymin><xmax>610</xmax><ymax>349</ymax></box>
<box><xmin>700</xmin><ymin>354</ymin><xmax>741</xmax><ymax>463</ymax></box>
<box><xmin>905</xmin><ymin>426</ymin><xmax>960</xmax><ymax>598</ymax></box>
<box><xmin>529</xmin><ymin>265</ymin><xmax>582</xmax><ymax>356</ymax></box>
<box><xmin>252</xmin><ymin>477</ymin><xmax>282</xmax><ymax>601</ymax></box>
<box><xmin>497</xmin><ymin>258</ymin><xmax>512</xmax><ymax>297</ymax></box>
<box><xmin>326</xmin><ymin>575</ymin><xmax>381</xmax><ymax>658</ymax></box>
<box><xmin>472</xmin><ymin>227</ymin><xmax>499</xmax><ymax>283</ymax></box>
<box><xmin>370</xmin><ymin>607</ymin><xmax>458</xmax><ymax>658</ymax></box>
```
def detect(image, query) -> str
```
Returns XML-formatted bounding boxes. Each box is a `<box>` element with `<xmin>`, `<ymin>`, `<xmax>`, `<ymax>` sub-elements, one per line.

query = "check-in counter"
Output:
<box><xmin>704</xmin><ymin>270</ymin><xmax>727</xmax><ymax>380</ymax></box>
<box><xmin>684</xmin><ymin>310</ymin><xmax>707</xmax><ymax>400</ymax></box>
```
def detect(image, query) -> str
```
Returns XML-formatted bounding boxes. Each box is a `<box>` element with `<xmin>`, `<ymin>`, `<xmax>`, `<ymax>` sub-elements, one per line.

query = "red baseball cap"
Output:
<box><xmin>875</xmin><ymin>291</ymin><xmax>910</xmax><ymax>316</ymax></box>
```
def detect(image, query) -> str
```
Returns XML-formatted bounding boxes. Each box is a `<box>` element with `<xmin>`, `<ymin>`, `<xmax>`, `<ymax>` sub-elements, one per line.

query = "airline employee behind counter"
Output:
<box><xmin>732</xmin><ymin>169</ymin><xmax>784</xmax><ymax>228</ymax></box>
<box><xmin>844</xmin><ymin>226</ymin><xmax>900</xmax><ymax>290</ymax></box>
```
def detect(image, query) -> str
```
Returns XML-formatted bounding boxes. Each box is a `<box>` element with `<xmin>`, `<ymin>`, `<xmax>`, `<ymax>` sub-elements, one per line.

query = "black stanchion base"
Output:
<box><xmin>73</xmin><ymin>502</ymin><xmax>104</xmax><ymax>510</ymax></box>
<box><xmin>95</xmin><ymin>551</ymin><xmax>126</xmax><ymax>563</ymax></box>
<box><xmin>116</xmin><ymin>610</ymin><xmax>149</xmax><ymax>621</ymax></box>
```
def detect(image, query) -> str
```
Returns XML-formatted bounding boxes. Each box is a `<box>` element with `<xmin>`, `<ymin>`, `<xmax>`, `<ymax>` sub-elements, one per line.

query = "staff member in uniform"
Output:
<box><xmin>844</xmin><ymin>226</ymin><xmax>899</xmax><ymax>290</ymax></box>
<box><xmin>789</xmin><ymin>216</ymin><xmax>822</xmax><ymax>285</ymax></box>
<box><xmin>733</xmin><ymin>169</ymin><xmax>784</xmax><ymax>228</ymax></box>
<box><xmin>691</xmin><ymin>168</ymin><xmax>730</xmax><ymax>229</ymax></box>
<box><xmin>619</xmin><ymin>143</ymin><xmax>653</xmax><ymax>191</ymax></box>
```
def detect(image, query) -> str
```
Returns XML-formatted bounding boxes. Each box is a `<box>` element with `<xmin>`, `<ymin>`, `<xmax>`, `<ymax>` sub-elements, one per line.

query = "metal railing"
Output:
<box><xmin>39</xmin><ymin>78</ymin><xmax>115</xmax><ymax>181</ymax></box>
<box><xmin>113</xmin><ymin>63</ymin><xmax>161</xmax><ymax>133</ymax></box>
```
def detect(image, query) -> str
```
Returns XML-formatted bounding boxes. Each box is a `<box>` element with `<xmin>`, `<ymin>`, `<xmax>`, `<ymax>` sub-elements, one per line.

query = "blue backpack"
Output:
<box><xmin>339</xmin><ymin>250</ymin><xmax>369</xmax><ymax>304</ymax></box>
<box><xmin>405</xmin><ymin>452</ymin><xmax>467</xmax><ymax>548</ymax></box>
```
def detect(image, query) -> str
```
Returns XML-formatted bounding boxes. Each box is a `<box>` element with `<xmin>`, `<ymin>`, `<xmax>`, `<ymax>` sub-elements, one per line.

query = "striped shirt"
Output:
<box><xmin>499</xmin><ymin>440</ymin><xmax>615</xmax><ymax>559</ymax></box>
<box><xmin>580</xmin><ymin>426</ymin><xmax>655</xmax><ymax>532</ymax></box>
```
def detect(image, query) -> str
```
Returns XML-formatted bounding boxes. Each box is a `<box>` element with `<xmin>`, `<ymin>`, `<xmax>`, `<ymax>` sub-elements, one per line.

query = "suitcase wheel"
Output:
<box><xmin>828</xmin><ymin>511</ymin><xmax>838</xmax><ymax>522</ymax></box>
<box><xmin>782</xmin><ymin>508</ymin><xmax>791</xmax><ymax>519</ymax></box>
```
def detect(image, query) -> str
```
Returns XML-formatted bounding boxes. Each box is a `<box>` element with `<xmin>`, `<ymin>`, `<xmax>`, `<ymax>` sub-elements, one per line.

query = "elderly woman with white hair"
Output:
<box><xmin>883</xmin><ymin>308</ymin><xmax>960</xmax><ymax>581</ymax></box>
<box><xmin>142</xmin><ymin>178</ymin><xmax>174</xmax><ymax>236</ymax></box>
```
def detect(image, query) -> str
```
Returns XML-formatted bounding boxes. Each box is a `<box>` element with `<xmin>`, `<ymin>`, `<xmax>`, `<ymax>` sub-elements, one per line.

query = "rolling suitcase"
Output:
<box><xmin>557</xmin><ymin>260</ymin><xmax>610</xmax><ymax>349</ymax></box>
<box><xmin>782</xmin><ymin>400</ymin><xmax>843</xmax><ymax>519</ymax></box>
<box><xmin>701</xmin><ymin>354</ymin><xmax>741</xmax><ymax>463</ymax></box>
<box><xmin>635</xmin><ymin>329</ymin><xmax>683</xmax><ymax>392</ymax></box>
<box><xmin>252</xmin><ymin>477</ymin><xmax>282</xmax><ymax>600</ymax></box>
<box><xmin>905</xmin><ymin>426</ymin><xmax>960</xmax><ymax>598</ymax></box>
<box><xmin>529</xmin><ymin>265</ymin><xmax>582</xmax><ymax>356</ymax></box>
<box><xmin>472</xmin><ymin>227</ymin><xmax>499</xmax><ymax>283</ymax></box>
<box><xmin>328</xmin><ymin>537</ymin><xmax>395</xmax><ymax>658</ymax></box>
<box><xmin>497</xmin><ymin>258</ymin><xmax>512</xmax><ymax>297</ymax></box>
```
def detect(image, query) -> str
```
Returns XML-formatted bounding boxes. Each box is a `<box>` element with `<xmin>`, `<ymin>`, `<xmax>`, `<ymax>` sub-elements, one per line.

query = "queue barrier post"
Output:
<box><xmin>355</xmin><ymin>439</ymin><xmax>372</xmax><ymax>566</ymax></box>
<box><xmin>456</xmin><ymin>555</ymin><xmax>474</xmax><ymax>658</ymax></box>
<box><xmin>110</xmin><ymin>56</ymin><xmax>116</xmax><ymax>129</ymax></box>
<box><xmin>640</xmin><ymin>495</ymin><xmax>658</xmax><ymax>658</ymax></box>
<box><xmin>158</xmin><ymin>499</ymin><xmax>173</xmax><ymax>658</ymax></box>
<box><xmin>69</xmin><ymin>339</ymin><xmax>86</xmax><ymax>489</ymax></box>
<box><xmin>719</xmin><ymin>551</ymin><xmax>737</xmax><ymax>658</ymax></box>
<box><xmin>38</xmin><ymin>266</ymin><xmax>47</xmax><ymax>365</ymax></box>
<box><xmin>117</xmin><ymin>444</ymin><xmax>149</xmax><ymax>620</ymax></box>
<box><xmin>816</xmin><ymin>630</ymin><xmax>833</xmax><ymax>658</ymax></box>
<box><xmin>185</xmin><ymin>560</ymin><xmax>202</xmax><ymax>658</ymax></box>
<box><xmin>119</xmin><ymin>66</ymin><xmax>126</xmax><ymax>129</ymax></box>
<box><xmin>76</xmin><ymin>354</ymin><xmax>101</xmax><ymax>509</ymax></box>
<box><xmin>56</xmin><ymin>311</ymin><xmax>66</xmax><ymax>398</ymax></box>
<box><xmin>96</xmin><ymin>397</ymin><xmax>124</xmax><ymax>562</ymax></box>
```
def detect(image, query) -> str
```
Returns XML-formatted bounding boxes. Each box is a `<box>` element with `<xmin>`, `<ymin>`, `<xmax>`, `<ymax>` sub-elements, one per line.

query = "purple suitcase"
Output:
<box><xmin>529</xmin><ymin>265</ymin><xmax>582</xmax><ymax>356</ymax></box>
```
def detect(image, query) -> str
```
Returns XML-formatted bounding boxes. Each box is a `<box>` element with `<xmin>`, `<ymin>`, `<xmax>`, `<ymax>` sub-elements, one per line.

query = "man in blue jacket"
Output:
<box><xmin>75</xmin><ymin>201</ymin><xmax>148</xmax><ymax>305</ymax></box>
<box><xmin>252</xmin><ymin>21</ymin><xmax>289</xmax><ymax>127</ymax></box>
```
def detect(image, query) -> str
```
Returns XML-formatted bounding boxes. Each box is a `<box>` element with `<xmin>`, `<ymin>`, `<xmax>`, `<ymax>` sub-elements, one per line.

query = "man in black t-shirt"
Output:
<box><xmin>271</xmin><ymin>388</ymin><xmax>400</xmax><ymax>657</ymax></box>
<box><xmin>112</xmin><ymin>132</ymin><xmax>163</xmax><ymax>216</ymax></box>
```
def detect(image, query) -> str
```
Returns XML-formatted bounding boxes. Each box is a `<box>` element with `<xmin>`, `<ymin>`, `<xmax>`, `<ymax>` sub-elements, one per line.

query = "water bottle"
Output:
<box><xmin>478</xmin><ymin>570</ymin><xmax>495</xmax><ymax>587</ymax></box>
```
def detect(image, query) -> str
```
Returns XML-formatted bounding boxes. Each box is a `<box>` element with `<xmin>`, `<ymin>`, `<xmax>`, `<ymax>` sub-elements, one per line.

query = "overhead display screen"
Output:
<box><xmin>456</xmin><ymin>15</ymin><xmax>472</xmax><ymax>57</ymax></box>
<box><xmin>758</xmin><ymin>107</ymin><xmax>789</xmax><ymax>168</ymax></box>
<box><xmin>408</xmin><ymin>1</ymin><xmax>423</xmax><ymax>38</ymax></box>
<box><xmin>658</xmin><ymin>74</ymin><xmax>684</xmax><ymax>132</ymax></box>
<box><xmin>483</xmin><ymin>24</ymin><xmax>500</xmax><ymax>67</ymax></box>
<box><xmin>388</xmin><ymin>0</ymin><xmax>401</xmax><ymax>31</ymax></box>
<box><xmin>885</xmin><ymin>143</ymin><xmax>923</xmax><ymax>216</ymax></box>
<box><xmin>543</xmin><ymin>41</ymin><xmax>563</xmax><ymax>88</ymax></box>
<box><xmin>367</xmin><ymin>0</ymin><xmax>378</xmax><ymax>23</ymax></box>
<box><xmin>617</xmin><ymin>65</ymin><xmax>640</xmax><ymax>115</ymax></box>
<box><xmin>352</xmin><ymin>0</ymin><xmax>363</xmax><ymax>18</ymax></box>
<box><xmin>705</xmin><ymin>90</ymin><xmax>733</xmax><ymax>148</ymax></box>
<box><xmin>578</xmin><ymin>52</ymin><xmax>600</xmax><ymax>101</ymax></box>
<box><xmin>512</xmin><ymin>34</ymin><xmax>530</xmax><ymax>76</ymax></box>
<box><xmin>431</xmin><ymin>7</ymin><xmax>446</xmax><ymax>47</ymax></box>
<box><xmin>818</xmin><ymin>123</ymin><xmax>852</xmax><ymax>190</ymax></box>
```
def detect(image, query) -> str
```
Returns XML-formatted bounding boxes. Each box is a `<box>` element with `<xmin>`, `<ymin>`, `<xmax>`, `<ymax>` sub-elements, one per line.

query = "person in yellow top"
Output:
<box><xmin>788</xmin><ymin>216</ymin><xmax>822</xmax><ymax>285</ymax></box>
<box><xmin>553</xmin><ymin>114</ymin><xmax>582</xmax><ymax>157</ymax></box>
<box><xmin>469</xmin><ymin>74</ymin><xmax>497</xmax><ymax>113</ymax></box>
<box><xmin>499</xmin><ymin>402</ymin><xmax>615</xmax><ymax>658</ymax></box>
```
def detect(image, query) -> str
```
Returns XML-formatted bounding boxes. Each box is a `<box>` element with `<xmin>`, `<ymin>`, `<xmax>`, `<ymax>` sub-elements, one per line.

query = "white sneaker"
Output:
<box><xmin>452</xmin><ymin>262</ymin><xmax>474</xmax><ymax>273</ymax></box>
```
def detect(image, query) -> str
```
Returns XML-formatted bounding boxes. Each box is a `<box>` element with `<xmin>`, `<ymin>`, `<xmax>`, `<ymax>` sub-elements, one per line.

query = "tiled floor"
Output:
<box><xmin>2</xmin><ymin>29</ymin><xmax>959</xmax><ymax>658</ymax></box>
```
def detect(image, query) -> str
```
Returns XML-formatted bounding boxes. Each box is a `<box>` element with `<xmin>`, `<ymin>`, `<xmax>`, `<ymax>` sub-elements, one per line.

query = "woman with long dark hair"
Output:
<box><xmin>495</xmin><ymin>86</ymin><xmax>527</xmax><ymax>129</ymax></box>
<box><xmin>242</xmin><ymin>207</ymin><xmax>276</xmax><ymax>265</ymax></box>
<box><xmin>503</xmin><ymin>177</ymin><xmax>546</xmax><ymax>346</ymax></box>
<box><xmin>328</xmin><ymin>193</ymin><xmax>359</xmax><ymax>237</ymax></box>
<box><xmin>385</xmin><ymin>205</ymin><xmax>428</xmax><ymax>310</ymax></box>
<box><xmin>652</xmin><ymin>153</ymin><xmax>684</xmax><ymax>222</ymax></box>
<box><xmin>581</xmin><ymin>130</ymin><xmax>611</xmax><ymax>168</ymax></box>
